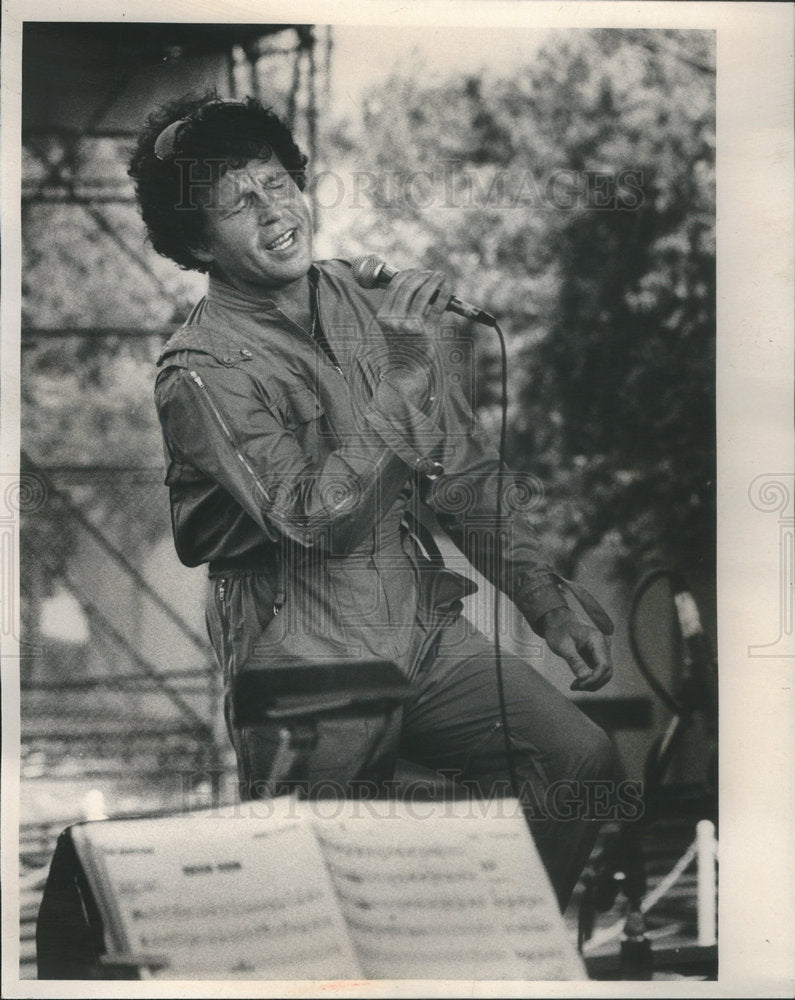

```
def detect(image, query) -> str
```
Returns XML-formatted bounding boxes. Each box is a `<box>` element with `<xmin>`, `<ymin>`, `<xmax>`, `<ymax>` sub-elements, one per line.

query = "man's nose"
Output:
<box><xmin>251</xmin><ymin>190</ymin><xmax>284</xmax><ymax>225</ymax></box>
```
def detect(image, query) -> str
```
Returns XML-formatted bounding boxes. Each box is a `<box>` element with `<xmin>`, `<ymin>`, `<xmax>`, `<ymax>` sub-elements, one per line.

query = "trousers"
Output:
<box><xmin>209</xmin><ymin>559</ymin><xmax>619</xmax><ymax>911</ymax></box>
<box><xmin>399</xmin><ymin>615</ymin><xmax>619</xmax><ymax>910</ymax></box>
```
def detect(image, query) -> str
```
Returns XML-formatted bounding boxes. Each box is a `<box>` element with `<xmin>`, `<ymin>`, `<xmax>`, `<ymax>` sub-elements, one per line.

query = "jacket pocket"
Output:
<box><xmin>415</xmin><ymin>564</ymin><xmax>477</xmax><ymax>628</ymax></box>
<box><xmin>209</xmin><ymin>571</ymin><xmax>280</xmax><ymax>680</ymax></box>
<box><xmin>278</xmin><ymin>384</ymin><xmax>325</xmax><ymax>429</ymax></box>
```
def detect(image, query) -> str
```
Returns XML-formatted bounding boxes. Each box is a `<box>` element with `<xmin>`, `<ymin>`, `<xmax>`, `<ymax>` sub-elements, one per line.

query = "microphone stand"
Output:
<box><xmin>578</xmin><ymin>568</ymin><xmax>718</xmax><ymax>978</ymax></box>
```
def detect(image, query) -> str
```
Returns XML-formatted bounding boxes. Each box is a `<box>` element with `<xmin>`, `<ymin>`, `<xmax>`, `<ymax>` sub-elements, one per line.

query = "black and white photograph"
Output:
<box><xmin>1</xmin><ymin>2</ymin><xmax>792</xmax><ymax>996</ymax></box>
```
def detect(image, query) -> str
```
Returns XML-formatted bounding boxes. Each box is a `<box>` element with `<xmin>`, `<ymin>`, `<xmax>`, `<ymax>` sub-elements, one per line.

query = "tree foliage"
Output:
<box><xmin>323</xmin><ymin>28</ymin><xmax>715</xmax><ymax>581</ymax></box>
<box><xmin>21</xmin><ymin>29</ymin><xmax>716</xmax><ymax>610</ymax></box>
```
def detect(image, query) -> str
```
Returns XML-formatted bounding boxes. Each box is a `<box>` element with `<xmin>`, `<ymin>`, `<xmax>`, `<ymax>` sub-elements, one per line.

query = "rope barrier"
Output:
<box><xmin>582</xmin><ymin>833</ymin><xmax>715</xmax><ymax>954</ymax></box>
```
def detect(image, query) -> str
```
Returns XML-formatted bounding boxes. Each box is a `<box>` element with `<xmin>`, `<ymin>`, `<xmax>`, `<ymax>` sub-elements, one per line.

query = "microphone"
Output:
<box><xmin>351</xmin><ymin>255</ymin><xmax>496</xmax><ymax>327</ymax></box>
<box><xmin>671</xmin><ymin>577</ymin><xmax>714</xmax><ymax>671</ymax></box>
<box><xmin>670</xmin><ymin>573</ymin><xmax>718</xmax><ymax>730</ymax></box>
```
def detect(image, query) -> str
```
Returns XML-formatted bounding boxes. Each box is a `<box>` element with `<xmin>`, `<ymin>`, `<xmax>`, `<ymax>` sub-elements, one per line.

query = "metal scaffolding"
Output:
<box><xmin>20</xmin><ymin>23</ymin><xmax>327</xmax><ymax>813</ymax></box>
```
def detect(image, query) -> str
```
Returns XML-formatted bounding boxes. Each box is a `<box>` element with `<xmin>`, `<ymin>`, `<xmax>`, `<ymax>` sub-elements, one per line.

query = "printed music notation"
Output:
<box><xmin>312</xmin><ymin>808</ymin><xmax>582</xmax><ymax>980</ymax></box>
<box><xmin>69</xmin><ymin>796</ymin><xmax>585</xmax><ymax>981</ymax></box>
<box><xmin>71</xmin><ymin>808</ymin><xmax>360</xmax><ymax>979</ymax></box>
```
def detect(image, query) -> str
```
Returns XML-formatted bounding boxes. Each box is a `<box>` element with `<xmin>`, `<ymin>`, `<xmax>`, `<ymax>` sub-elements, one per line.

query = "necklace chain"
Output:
<box><xmin>310</xmin><ymin>283</ymin><xmax>318</xmax><ymax>339</ymax></box>
<box><xmin>308</xmin><ymin>283</ymin><xmax>342</xmax><ymax>375</ymax></box>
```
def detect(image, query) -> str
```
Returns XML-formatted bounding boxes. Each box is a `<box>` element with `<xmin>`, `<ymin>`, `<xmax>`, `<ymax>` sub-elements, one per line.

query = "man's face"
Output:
<box><xmin>195</xmin><ymin>156</ymin><xmax>313</xmax><ymax>295</ymax></box>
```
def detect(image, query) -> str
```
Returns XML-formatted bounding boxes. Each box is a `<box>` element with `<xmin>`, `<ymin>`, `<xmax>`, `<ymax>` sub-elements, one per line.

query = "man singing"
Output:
<box><xmin>131</xmin><ymin>94</ymin><xmax>618</xmax><ymax>909</ymax></box>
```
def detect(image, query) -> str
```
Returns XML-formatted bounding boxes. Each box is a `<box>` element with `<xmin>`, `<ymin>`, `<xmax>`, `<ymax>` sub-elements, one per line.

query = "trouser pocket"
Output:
<box><xmin>206</xmin><ymin>570</ymin><xmax>279</xmax><ymax>740</ymax></box>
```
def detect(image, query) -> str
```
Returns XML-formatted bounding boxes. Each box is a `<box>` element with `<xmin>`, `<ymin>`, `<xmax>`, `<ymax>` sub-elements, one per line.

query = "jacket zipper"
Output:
<box><xmin>187</xmin><ymin>370</ymin><xmax>272</xmax><ymax>503</ymax></box>
<box><xmin>216</xmin><ymin>576</ymin><xmax>231</xmax><ymax>665</ymax></box>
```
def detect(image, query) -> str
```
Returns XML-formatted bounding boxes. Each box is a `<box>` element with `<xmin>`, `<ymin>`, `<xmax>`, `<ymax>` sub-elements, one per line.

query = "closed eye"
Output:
<box><xmin>219</xmin><ymin>196</ymin><xmax>251</xmax><ymax>219</ymax></box>
<box><xmin>217</xmin><ymin>177</ymin><xmax>287</xmax><ymax>218</ymax></box>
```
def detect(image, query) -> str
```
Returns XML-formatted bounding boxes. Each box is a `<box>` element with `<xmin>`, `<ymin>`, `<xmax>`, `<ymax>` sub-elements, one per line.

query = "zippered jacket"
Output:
<box><xmin>154</xmin><ymin>259</ymin><xmax>612</xmax><ymax>680</ymax></box>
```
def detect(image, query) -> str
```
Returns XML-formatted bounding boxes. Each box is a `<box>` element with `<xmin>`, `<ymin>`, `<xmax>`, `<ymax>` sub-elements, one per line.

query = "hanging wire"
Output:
<box><xmin>492</xmin><ymin>320</ymin><xmax>521</xmax><ymax>799</ymax></box>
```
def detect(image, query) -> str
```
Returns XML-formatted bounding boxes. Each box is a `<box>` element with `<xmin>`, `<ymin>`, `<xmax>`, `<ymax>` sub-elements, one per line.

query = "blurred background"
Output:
<box><xmin>18</xmin><ymin>22</ymin><xmax>716</xmax><ymax>975</ymax></box>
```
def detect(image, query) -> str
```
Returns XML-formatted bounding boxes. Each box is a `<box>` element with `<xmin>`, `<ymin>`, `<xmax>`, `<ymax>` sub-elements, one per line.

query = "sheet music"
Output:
<box><xmin>72</xmin><ymin>802</ymin><xmax>362</xmax><ymax>980</ymax></box>
<box><xmin>459</xmin><ymin>805</ymin><xmax>587</xmax><ymax>980</ymax></box>
<box><xmin>71</xmin><ymin>797</ymin><xmax>584</xmax><ymax>981</ymax></box>
<box><xmin>311</xmin><ymin>798</ymin><xmax>586</xmax><ymax>980</ymax></box>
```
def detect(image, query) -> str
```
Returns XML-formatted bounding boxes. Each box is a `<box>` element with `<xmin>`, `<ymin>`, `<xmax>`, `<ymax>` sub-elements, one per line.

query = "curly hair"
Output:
<box><xmin>128</xmin><ymin>92</ymin><xmax>309</xmax><ymax>273</ymax></box>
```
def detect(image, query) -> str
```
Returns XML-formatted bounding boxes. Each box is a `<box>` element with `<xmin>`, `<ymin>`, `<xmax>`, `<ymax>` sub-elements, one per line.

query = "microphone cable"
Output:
<box><xmin>491</xmin><ymin>318</ymin><xmax>521</xmax><ymax>800</ymax></box>
<box><xmin>350</xmin><ymin>253</ymin><xmax>521</xmax><ymax>796</ymax></box>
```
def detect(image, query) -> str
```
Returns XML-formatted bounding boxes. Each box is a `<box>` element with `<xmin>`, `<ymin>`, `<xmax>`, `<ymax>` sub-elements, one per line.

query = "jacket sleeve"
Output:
<box><xmin>422</xmin><ymin>371</ymin><xmax>613</xmax><ymax>635</ymax></box>
<box><xmin>155</xmin><ymin>352</ymin><xmax>446</xmax><ymax>556</ymax></box>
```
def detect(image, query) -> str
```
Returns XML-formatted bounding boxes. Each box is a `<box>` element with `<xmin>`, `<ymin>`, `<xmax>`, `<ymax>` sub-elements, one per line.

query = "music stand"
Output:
<box><xmin>232</xmin><ymin>658</ymin><xmax>415</xmax><ymax>798</ymax></box>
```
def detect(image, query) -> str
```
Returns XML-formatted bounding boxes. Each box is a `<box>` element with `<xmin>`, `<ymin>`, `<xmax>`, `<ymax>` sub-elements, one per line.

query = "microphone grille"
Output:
<box><xmin>351</xmin><ymin>254</ymin><xmax>383</xmax><ymax>289</ymax></box>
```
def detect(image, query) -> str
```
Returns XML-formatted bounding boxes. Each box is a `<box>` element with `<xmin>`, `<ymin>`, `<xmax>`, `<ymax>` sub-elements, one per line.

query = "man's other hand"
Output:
<box><xmin>537</xmin><ymin>607</ymin><xmax>613</xmax><ymax>692</ymax></box>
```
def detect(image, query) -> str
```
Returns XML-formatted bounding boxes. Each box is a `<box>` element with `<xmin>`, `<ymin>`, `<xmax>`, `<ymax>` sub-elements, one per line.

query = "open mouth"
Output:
<box><xmin>265</xmin><ymin>229</ymin><xmax>297</xmax><ymax>252</ymax></box>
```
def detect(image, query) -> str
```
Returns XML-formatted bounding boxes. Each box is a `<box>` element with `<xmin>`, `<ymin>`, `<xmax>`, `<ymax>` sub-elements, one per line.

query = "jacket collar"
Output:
<box><xmin>157</xmin><ymin>265</ymin><xmax>324</xmax><ymax>366</ymax></box>
<box><xmin>205</xmin><ymin>265</ymin><xmax>321</xmax><ymax>313</ymax></box>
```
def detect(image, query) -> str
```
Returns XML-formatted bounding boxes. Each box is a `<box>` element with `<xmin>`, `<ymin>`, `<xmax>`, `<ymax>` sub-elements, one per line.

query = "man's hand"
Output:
<box><xmin>536</xmin><ymin>606</ymin><xmax>613</xmax><ymax>692</ymax></box>
<box><xmin>376</xmin><ymin>268</ymin><xmax>452</xmax><ymax>337</ymax></box>
<box><xmin>373</xmin><ymin>269</ymin><xmax>452</xmax><ymax>408</ymax></box>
